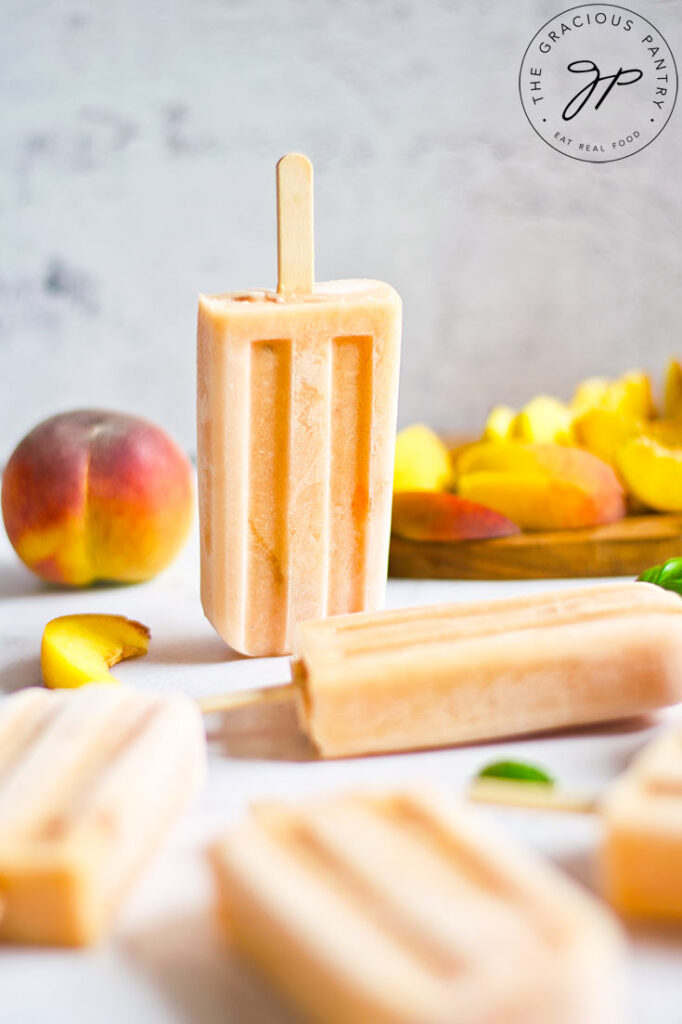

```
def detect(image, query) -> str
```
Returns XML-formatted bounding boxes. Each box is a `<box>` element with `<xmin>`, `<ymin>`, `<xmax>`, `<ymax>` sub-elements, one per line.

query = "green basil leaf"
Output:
<box><xmin>476</xmin><ymin>760</ymin><xmax>554</xmax><ymax>785</ymax></box>
<box><xmin>637</xmin><ymin>558</ymin><xmax>682</xmax><ymax>596</ymax></box>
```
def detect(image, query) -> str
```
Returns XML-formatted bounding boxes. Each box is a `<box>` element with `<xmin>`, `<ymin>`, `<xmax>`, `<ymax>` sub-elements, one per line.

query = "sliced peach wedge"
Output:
<box><xmin>456</xmin><ymin>442</ymin><xmax>625</xmax><ymax>531</ymax></box>
<box><xmin>391</xmin><ymin>491</ymin><xmax>520</xmax><ymax>542</ymax></box>
<box><xmin>616</xmin><ymin>435</ymin><xmax>682</xmax><ymax>511</ymax></box>
<box><xmin>664</xmin><ymin>359</ymin><xmax>682</xmax><ymax>419</ymax></box>
<box><xmin>573</xmin><ymin>408</ymin><xmax>644</xmax><ymax>466</ymax></box>
<box><xmin>483</xmin><ymin>405</ymin><xmax>515</xmax><ymax>442</ymax></box>
<box><xmin>571</xmin><ymin>370</ymin><xmax>655</xmax><ymax>420</ymax></box>
<box><xmin>510</xmin><ymin>395</ymin><xmax>575</xmax><ymax>445</ymax></box>
<box><xmin>393</xmin><ymin>424</ymin><xmax>452</xmax><ymax>492</ymax></box>
<box><xmin>41</xmin><ymin>614</ymin><xmax>151</xmax><ymax>689</ymax></box>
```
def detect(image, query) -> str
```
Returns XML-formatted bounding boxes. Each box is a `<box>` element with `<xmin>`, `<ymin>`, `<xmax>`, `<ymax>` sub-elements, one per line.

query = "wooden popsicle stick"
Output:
<box><xmin>197</xmin><ymin>681</ymin><xmax>298</xmax><ymax>716</ymax></box>
<box><xmin>468</xmin><ymin>778</ymin><xmax>600</xmax><ymax>814</ymax></box>
<box><xmin>276</xmin><ymin>153</ymin><xmax>314</xmax><ymax>296</ymax></box>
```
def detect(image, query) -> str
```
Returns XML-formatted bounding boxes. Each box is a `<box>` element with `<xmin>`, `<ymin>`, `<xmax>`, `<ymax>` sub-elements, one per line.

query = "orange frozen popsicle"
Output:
<box><xmin>197</xmin><ymin>154</ymin><xmax>401</xmax><ymax>656</ymax></box>
<box><xmin>211</xmin><ymin>786</ymin><xmax>626</xmax><ymax>1024</ymax></box>
<box><xmin>469</xmin><ymin>720</ymin><xmax>682</xmax><ymax>922</ymax></box>
<box><xmin>290</xmin><ymin>581</ymin><xmax>682</xmax><ymax>757</ymax></box>
<box><xmin>0</xmin><ymin>685</ymin><xmax>206</xmax><ymax>946</ymax></box>
<box><xmin>199</xmin><ymin>581</ymin><xmax>682</xmax><ymax>757</ymax></box>
<box><xmin>602</xmin><ymin>724</ymin><xmax>682</xmax><ymax>921</ymax></box>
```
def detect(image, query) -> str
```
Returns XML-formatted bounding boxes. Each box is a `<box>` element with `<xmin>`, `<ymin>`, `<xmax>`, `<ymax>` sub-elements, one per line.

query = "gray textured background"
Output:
<box><xmin>1</xmin><ymin>0</ymin><xmax>680</xmax><ymax>461</ymax></box>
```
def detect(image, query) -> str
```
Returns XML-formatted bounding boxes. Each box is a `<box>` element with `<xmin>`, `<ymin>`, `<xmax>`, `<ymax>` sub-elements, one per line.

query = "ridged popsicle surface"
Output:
<box><xmin>292</xmin><ymin>582</ymin><xmax>682</xmax><ymax>756</ymax></box>
<box><xmin>213</xmin><ymin>787</ymin><xmax>625</xmax><ymax>1024</ymax></box>
<box><xmin>0</xmin><ymin>686</ymin><xmax>206</xmax><ymax>945</ymax></box>
<box><xmin>197</xmin><ymin>280</ymin><xmax>401</xmax><ymax>656</ymax></box>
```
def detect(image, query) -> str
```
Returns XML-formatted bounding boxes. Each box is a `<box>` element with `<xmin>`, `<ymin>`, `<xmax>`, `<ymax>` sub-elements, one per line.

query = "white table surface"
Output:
<box><xmin>2</xmin><ymin>521</ymin><xmax>682</xmax><ymax>1024</ymax></box>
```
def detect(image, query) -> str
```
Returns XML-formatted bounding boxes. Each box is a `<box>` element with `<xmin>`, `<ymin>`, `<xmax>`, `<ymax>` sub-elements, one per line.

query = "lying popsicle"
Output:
<box><xmin>199</xmin><ymin>581</ymin><xmax>682</xmax><ymax>758</ymax></box>
<box><xmin>197</xmin><ymin>153</ymin><xmax>402</xmax><ymax>657</ymax></box>
<box><xmin>602</xmin><ymin>726</ymin><xmax>682</xmax><ymax>921</ymax></box>
<box><xmin>469</xmin><ymin>726</ymin><xmax>682</xmax><ymax>923</ymax></box>
<box><xmin>211</xmin><ymin>786</ymin><xmax>626</xmax><ymax>1024</ymax></box>
<box><xmin>0</xmin><ymin>685</ymin><xmax>206</xmax><ymax>946</ymax></box>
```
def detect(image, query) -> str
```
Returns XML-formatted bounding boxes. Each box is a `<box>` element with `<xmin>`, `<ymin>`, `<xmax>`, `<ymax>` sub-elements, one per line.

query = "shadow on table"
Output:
<box><xmin>0</xmin><ymin>559</ymin><xmax>50</xmax><ymax>600</ymax></box>
<box><xmin>209</xmin><ymin>707</ymin><xmax>661</xmax><ymax>766</ymax></box>
<box><xmin>550</xmin><ymin>843</ymin><xmax>598</xmax><ymax>894</ymax></box>
<box><xmin>552</xmin><ymin>715</ymin><xmax>660</xmax><ymax>743</ymax></box>
<box><xmin>0</xmin><ymin>655</ymin><xmax>42</xmax><ymax>695</ymax></box>
<box><xmin>462</xmin><ymin>714</ymin><xmax>657</xmax><ymax>764</ymax></box>
<box><xmin>122</xmin><ymin>908</ymin><xmax>298</xmax><ymax>1024</ymax></box>
<box><xmin>520</xmin><ymin>714</ymin><xmax>658</xmax><ymax>749</ymax></box>
<box><xmin>626</xmin><ymin>918</ymin><xmax>682</xmax><ymax>950</ymax></box>
<box><xmin>206</xmin><ymin>690</ymin><xmax>317</xmax><ymax>762</ymax></box>
<box><xmin>146</xmin><ymin>632</ymin><xmax>247</xmax><ymax>666</ymax></box>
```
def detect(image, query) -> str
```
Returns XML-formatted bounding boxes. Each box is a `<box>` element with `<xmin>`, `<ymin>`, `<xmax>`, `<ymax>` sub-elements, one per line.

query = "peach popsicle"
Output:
<box><xmin>211</xmin><ymin>786</ymin><xmax>626</xmax><ymax>1024</ymax></box>
<box><xmin>197</xmin><ymin>154</ymin><xmax>402</xmax><ymax>656</ymax></box>
<box><xmin>0</xmin><ymin>685</ymin><xmax>206</xmax><ymax>946</ymax></box>
<box><xmin>469</xmin><ymin>724</ymin><xmax>682</xmax><ymax>923</ymax></box>
<box><xmin>602</xmin><ymin>725</ymin><xmax>682</xmax><ymax>921</ymax></box>
<box><xmin>199</xmin><ymin>581</ymin><xmax>682</xmax><ymax>758</ymax></box>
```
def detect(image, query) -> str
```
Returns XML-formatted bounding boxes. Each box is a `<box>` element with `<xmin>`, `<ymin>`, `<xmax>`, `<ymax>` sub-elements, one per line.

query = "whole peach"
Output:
<box><xmin>2</xmin><ymin>410</ymin><xmax>193</xmax><ymax>585</ymax></box>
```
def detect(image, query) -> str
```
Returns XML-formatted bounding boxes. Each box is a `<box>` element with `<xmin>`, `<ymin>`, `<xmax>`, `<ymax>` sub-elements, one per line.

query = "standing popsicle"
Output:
<box><xmin>197</xmin><ymin>155</ymin><xmax>402</xmax><ymax>656</ymax></box>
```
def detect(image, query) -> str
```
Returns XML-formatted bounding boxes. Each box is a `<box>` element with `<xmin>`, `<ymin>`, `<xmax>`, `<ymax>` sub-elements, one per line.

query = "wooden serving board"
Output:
<box><xmin>388</xmin><ymin>514</ymin><xmax>682</xmax><ymax>580</ymax></box>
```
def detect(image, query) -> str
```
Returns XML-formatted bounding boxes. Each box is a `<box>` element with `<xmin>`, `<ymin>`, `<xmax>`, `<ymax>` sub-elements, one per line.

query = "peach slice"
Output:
<box><xmin>483</xmin><ymin>405</ymin><xmax>516</xmax><ymax>441</ymax></box>
<box><xmin>664</xmin><ymin>359</ymin><xmax>682</xmax><ymax>419</ymax></box>
<box><xmin>457</xmin><ymin>442</ymin><xmax>625</xmax><ymax>531</ymax></box>
<box><xmin>41</xmin><ymin>614</ymin><xmax>151</xmax><ymax>690</ymax></box>
<box><xmin>391</xmin><ymin>491</ymin><xmax>520</xmax><ymax>541</ymax></box>
<box><xmin>609</xmin><ymin>371</ymin><xmax>655</xmax><ymax>419</ymax></box>
<box><xmin>573</xmin><ymin>408</ymin><xmax>643</xmax><ymax>466</ymax></box>
<box><xmin>616</xmin><ymin>435</ymin><xmax>682</xmax><ymax>512</ymax></box>
<box><xmin>393</xmin><ymin>424</ymin><xmax>451</xmax><ymax>492</ymax></box>
<box><xmin>456</xmin><ymin>441</ymin><xmax>546</xmax><ymax>477</ymax></box>
<box><xmin>510</xmin><ymin>396</ymin><xmax>575</xmax><ymax>445</ymax></box>
<box><xmin>572</xmin><ymin>377</ymin><xmax>611</xmax><ymax>415</ymax></box>
<box><xmin>646</xmin><ymin>419</ymin><xmax>682</xmax><ymax>445</ymax></box>
<box><xmin>571</xmin><ymin>371</ymin><xmax>655</xmax><ymax>420</ymax></box>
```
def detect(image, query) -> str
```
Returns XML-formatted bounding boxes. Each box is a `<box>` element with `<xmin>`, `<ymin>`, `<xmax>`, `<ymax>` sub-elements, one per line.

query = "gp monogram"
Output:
<box><xmin>519</xmin><ymin>4</ymin><xmax>677</xmax><ymax>162</ymax></box>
